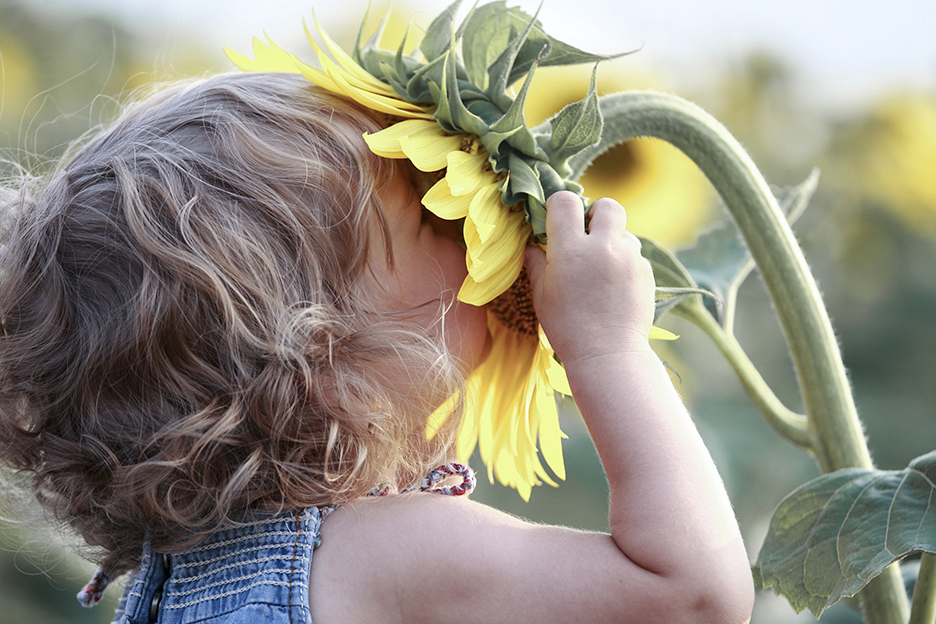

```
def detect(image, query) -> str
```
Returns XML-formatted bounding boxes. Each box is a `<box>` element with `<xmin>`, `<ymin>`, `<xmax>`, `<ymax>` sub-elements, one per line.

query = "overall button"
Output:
<box><xmin>148</xmin><ymin>587</ymin><xmax>162</xmax><ymax>622</ymax></box>
<box><xmin>149</xmin><ymin>553</ymin><xmax>170</xmax><ymax>623</ymax></box>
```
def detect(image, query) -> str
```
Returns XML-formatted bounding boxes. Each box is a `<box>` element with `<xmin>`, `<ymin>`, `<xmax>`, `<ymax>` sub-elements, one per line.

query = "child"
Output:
<box><xmin>0</xmin><ymin>72</ymin><xmax>754</xmax><ymax>623</ymax></box>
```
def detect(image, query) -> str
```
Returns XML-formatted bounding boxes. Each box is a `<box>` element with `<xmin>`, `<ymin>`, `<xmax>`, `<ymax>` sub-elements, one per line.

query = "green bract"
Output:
<box><xmin>352</xmin><ymin>0</ymin><xmax>632</xmax><ymax>240</ymax></box>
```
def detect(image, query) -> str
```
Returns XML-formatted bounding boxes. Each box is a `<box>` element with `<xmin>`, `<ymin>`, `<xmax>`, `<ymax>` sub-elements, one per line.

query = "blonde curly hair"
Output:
<box><xmin>0</xmin><ymin>72</ymin><xmax>461</xmax><ymax>576</ymax></box>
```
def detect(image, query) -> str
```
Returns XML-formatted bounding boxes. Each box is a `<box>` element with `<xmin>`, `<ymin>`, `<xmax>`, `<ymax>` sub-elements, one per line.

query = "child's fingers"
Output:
<box><xmin>544</xmin><ymin>191</ymin><xmax>587</xmax><ymax>250</ymax></box>
<box><xmin>587</xmin><ymin>198</ymin><xmax>628</xmax><ymax>238</ymax></box>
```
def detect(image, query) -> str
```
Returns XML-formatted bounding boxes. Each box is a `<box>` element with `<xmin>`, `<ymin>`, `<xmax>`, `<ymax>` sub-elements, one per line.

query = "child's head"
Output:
<box><xmin>0</xmin><ymin>72</ymin><xmax>461</xmax><ymax>574</ymax></box>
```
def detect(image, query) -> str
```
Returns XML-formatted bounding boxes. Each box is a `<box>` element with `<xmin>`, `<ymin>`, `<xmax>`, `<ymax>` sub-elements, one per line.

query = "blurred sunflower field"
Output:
<box><xmin>2</xmin><ymin>1</ymin><xmax>935</xmax><ymax>622</ymax></box>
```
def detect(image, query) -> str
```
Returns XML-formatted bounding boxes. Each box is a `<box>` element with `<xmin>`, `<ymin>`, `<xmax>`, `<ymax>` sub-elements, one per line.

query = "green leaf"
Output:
<box><xmin>437</xmin><ymin>43</ymin><xmax>489</xmax><ymax>136</ymax></box>
<box><xmin>503</xmin><ymin>152</ymin><xmax>543</xmax><ymax>205</ymax></box>
<box><xmin>406</xmin><ymin>55</ymin><xmax>445</xmax><ymax>102</ymax></box>
<box><xmin>354</xmin><ymin>4</ymin><xmax>387</xmax><ymax>69</ymax></box>
<box><xmin>638</xmin><ymin>237</ymin><xmax>713</xmax><ymax>322</ymax></box>
<box><xmin>755</xmin><ymin>450</ymin><xmax>936</xmax><ymax>617</ymax></box>
<box><xmin>485</xmin><ymin>5</ymin><xmax>547</xmax><ymax>105</ymax></box>
<box><xmin>526</xmin><ymin>196</ymin><xmax>548</xmax><ymax>240</ymax></box>
<box><xmin>676</xmin><ymin>219</ymin><xmax>750</xmax><ymax>323</ymax></box>
<box><xmin>420</xmin><ymin>0</ymin><xmax>462</xmax><ymax>61</ymax></box>
<box><xmin>546</xmin><ymin>65</ymin><xmax>602</xmax><ymax>176</ymax></box>
<box><xmin>640</xmin><ymin>237</ymin><xmax>697</xmax><ymax>290</ymax></box>
<box><xmin>676</xmin><ymin>169</ymin><xmax>820</xmax><ymax>325</ymax></box>
<box><xmin>539</xmin><ymin>37</ymin><xmax>634</xmax><ymax>69</ymax></box>
<box><xmin>654</xmin><ymin>287</ymin><xmax>715</xmax><ymax>323</ymax></box>
<box><xmin>778</xmin><ymin>167</ymin><xmax>820</xmax><ymax>225</ymax></box>
<box><xmin>462</xmin><ymin>1</ymin><xmax>517</xmax><ymax>91</ymax></box>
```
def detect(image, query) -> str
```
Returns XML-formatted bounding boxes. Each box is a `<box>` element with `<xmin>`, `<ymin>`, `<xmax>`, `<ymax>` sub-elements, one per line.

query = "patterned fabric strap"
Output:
<box><xmin>369</xmin><ymin>463</ymin><xmax>477</xmax><ymax>497</ymax></box>
<box><xmin>77</xmin><ymin>567</ymin><xmax>112</xmax><ymax>608</ymax></box>
<box><xmin>411</xmin><ymin>462</ymin><xmax>476</xmax><ymax>496</ymax></box>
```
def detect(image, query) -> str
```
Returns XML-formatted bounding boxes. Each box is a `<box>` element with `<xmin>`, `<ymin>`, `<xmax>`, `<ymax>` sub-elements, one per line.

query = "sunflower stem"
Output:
<box><xmin>585</xmin><ymin>90</ymin><xmax>909</xmax><ymax>624</ymax></box>
<box><xmin>678</xmin><ymin>302</ymin><xmax>811</xmax><ymax>450</ymax></box>
<box><xmin>910</xmin><ymin>554</ymin><xmax>936</xmax><ymax>624</ymax></box>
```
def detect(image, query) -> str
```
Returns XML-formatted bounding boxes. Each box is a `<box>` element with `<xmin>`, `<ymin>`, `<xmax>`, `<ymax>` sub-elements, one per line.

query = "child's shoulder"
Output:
<box><xmin>310</xmin><ymin>493</ymin><xmax>519</xmax><ymax>623</ymax></box>
<box><xmin>309</xmin><ymin>493</ymin><xmax>632</xmax><ymax>624</ymax></box>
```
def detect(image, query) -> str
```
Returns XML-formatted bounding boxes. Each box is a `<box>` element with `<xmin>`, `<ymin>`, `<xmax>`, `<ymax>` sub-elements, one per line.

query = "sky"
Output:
<box><xmin>21</xmin><ymin>0</ymin><xmax>936</xmax><ymax>110</ymax></box>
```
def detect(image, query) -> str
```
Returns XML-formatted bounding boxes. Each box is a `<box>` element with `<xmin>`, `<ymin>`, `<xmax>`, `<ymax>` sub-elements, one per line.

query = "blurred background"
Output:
<box><xmin>1</xmin><ymin>0</ymin><xmax>934</xmax><ymax>622</ymax></box>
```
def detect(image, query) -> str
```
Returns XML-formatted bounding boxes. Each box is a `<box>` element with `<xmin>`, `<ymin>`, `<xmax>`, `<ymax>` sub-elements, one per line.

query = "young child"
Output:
<box><xmin>0</xmin><ymin>72</ymin><xmax>754</xmax><ymax>623</ymax></box>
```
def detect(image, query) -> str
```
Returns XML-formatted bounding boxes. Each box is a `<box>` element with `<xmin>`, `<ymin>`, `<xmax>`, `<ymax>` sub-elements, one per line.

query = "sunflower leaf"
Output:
<box><xmin>355</xmin><ymin>5</ymin><xmax>389</xmax><ymax>72</ymax></box>
<box><xmin>420</xmin><ymin>0</ymin><xmax>463</xmax><ymax>61</ymax></box>
<box><xmin>485</xmin><ymin>4</ymin><xmax>547</xmax><ymax>107</ymax></box>
<box><xmin>392</xmin><ymin>21</ymin><xmax>414</xmax><ymax>82</ymax></box>
<box><xmin>443</xmin><ymin>43</ymin><xmax>490</xmax><ymax>136</ymax></box>
<box><xmin>640</xmin><ymin>237</ymin><xmax>697</xmax><ymax>291</ymax></box>
<box><xmin>638</xmin><ymin>236</ymin><xmax>715</xmax><ymax>322</ymax></box>
<box><xmin>676</xmin><ymin>220</ymin><xmax>749</xmax><ymax>324</ymax></box>
<box><xmin>504</xmin><ymin>152</ymin><xmax>544</xmax><ymax>205</ymax></box>
<box><xmin>488</xmin><ymin>58</ymin><xmax>544</xmax><ymax>159</ymax></box>
<box><xmin>754</xmin><ymin>450</ymin><xmax>936</xmax><ymax>618</ymax></box>
<box><xmin>377</xmin><ymin>60</ymin><xmax>409</xmax><ymax>96</ymax></box>
<box><xmin>539</xmin><ymin>37</ymin><xmax>628</xmax><ymax>68</ymax></box>
<box><xmin>546</xmin><ymin>64</ymin><xmax>603</xmax><ymax>177</ymax></box>
<box><xmin>352</xmin><ymin>3</ymin><xmax>376</xmax><ymax>65</ymax></box>
<box><xmin>676</xmin><ymin>169</ymin><xmax>820</xmax><ymax>325</ymax></box>
<box><xmin>654</xmin><ymin>287</ymin><xmax>716</xmax><ymax>322</ymax></box>
<box><xmin>407</xmin><ymin>55</ymin><xmax>445</xmax><ymax>102</ymax></box>
<box><xmin>463</xmin><ymin>1</ymin><xmax>518</xmax><ymax>91</ymax></box>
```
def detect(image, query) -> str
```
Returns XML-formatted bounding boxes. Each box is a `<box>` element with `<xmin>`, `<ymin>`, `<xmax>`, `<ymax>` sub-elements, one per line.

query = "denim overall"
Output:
<box><xmin>101</xmin><ymin>463</ymin><xmax>474</xmax><ymax>624</ymax></box>
<box><xmin>110</xmin><ymin>507</ymin><xmax>330</xmax><ymax>624</ymax></box>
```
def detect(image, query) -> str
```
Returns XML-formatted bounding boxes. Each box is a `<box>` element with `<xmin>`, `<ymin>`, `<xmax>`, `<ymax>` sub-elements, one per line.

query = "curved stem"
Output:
<box><xmin>586</xmin><ymin>90</ymin><xmax>908</xmax><ymax>623</ymax></box>
<box><xmin>910</xmin><ymin>554</ymin><xmax>936</xmax><ymax>624</ymax></box>
<box><xmin>679</xmin><ymin>302</ymin><xmax>812</xmax><ymax>450</ymax></box>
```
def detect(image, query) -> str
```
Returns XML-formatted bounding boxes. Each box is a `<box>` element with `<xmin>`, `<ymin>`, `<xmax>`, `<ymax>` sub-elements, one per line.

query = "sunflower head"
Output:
<box><xmin>348</xmin><ymin>0</ymin><xmax>634</xmax><ymax>241</ymax></box>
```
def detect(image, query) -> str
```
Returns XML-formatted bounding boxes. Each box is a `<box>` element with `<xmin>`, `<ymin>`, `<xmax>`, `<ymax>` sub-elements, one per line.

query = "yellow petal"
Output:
<box><xmin>536</xmin><ymin>329</ymin><xmax>573</xmax><ymax>397</ymax></box>
<box><xmin>325</xmin><ymin>64</ymin><xmax>432</xmax><ymax>118</ymax></box>
<box><xmin>400</xmin><ymin>132</ymin><xmax>463</xmax><ymax>172</ymax></box>
<box><xmin>533</xmin><ymin>408</ymin><xmax>565</xmax><ymax>482</ymax></box>
<box><xmin>295</xmin><ymin>61</ymin><xmax>345</xmax><ymax>94</ymax></box>
<box><xmin>467</xmin><ymin>183</ymin><xmax>505</xmax><ymax>243</ymax></box>
<box><xmin>422</xmin><ymin>178</ymin><xmax>472</xmax><ymax>220</ymax></box>
<box><xmin>363</xmin><ymin>120</ymin><xmax>446</xmax><ymax>160</ymax></box>
<box><xmin>306</xmin><ymin>15</ymin><xmax>398</xmax><ymax>97</ymax></box>
<box><xmin>464</xmin><ymin>240</ymin><xmax>524</xmax><ymax>289</ymax></box>
<box><xmin>650</xmin><ymin>326</ymin><xmax>679</xmax><ymax>340</ymax></box>
<box><xmin>544</xmin><ymin>355</ymin><xmax>572</xmax><ymax>396</ymax></box>
<box><xmin>445</xmin><ymin>151</ymin><xmax>489</xmax><ymax>197</ymax></box>
<box><xmin>303</xmin><ymin>18</ymin><xmax>434</xmax><ymax>118</ymax></box>
<box><xmin>463</xmin><ymin>210</ymin><xmax>528</xmax><ymax>282</ymax></box>
<box><xmin>459</xmin><ymin>261</ymin><xmax>522</xmax><ymax>306</ymax></box>
<box><xmin>224</xmin><ymin>36</ymin><xmax>299</xmax><ymax>73</ymax></box>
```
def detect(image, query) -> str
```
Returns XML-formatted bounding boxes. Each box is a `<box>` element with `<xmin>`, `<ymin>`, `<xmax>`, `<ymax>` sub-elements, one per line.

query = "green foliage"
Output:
<box><xmin>753</xmin><ymin>450</ymin><xmax>936</xmax><ymax>617</ymax></box>
<box><xmin>637</xmin><ymin>171</ymin><xmax>817</xmax><ymax>328</ymax></box>
<box><xmin>546</xmin><ymin>66</ymin><xmax>602</xmax><ymax>177</ymax></box>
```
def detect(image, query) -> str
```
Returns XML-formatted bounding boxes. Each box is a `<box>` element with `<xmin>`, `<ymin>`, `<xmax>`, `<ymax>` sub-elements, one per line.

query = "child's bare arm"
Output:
<box><xmin>309</xmin><ymin>192</ymin><xmax>754</xmax><ymax>624</ymax></box>
<box><xmin>526</xmin><ymin>192</ymin><xmax>749</xmax><ymax>581</ymax></box>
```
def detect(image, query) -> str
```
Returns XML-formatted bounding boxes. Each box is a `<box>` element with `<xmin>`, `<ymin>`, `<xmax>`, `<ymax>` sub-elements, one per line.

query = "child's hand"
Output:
<box><xmin>524</xmin><ymin>191</ymin><xmax>655</xmax><ymax>365</ymax></box>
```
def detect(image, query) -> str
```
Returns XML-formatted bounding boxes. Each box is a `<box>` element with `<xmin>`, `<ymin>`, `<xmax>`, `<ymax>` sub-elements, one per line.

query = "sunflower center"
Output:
<box><xmin>489</xmin><ymin>265</ymin><xmax>538</xmax><ymax>336</ymax></box>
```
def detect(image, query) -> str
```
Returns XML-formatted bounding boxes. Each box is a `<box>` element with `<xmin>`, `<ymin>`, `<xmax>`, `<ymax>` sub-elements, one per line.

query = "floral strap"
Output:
<box><xmin>369</xmin><ymin>463</ymin><xmax>477</xmax><ymax>497</ymax></box>
<box><xmin>411</xmin><ymin>463</ymin><xmax>476</xmax><ymax>496</ymax></box>
<box><xmin>77</xmin><ymin>567</ymin><xmax>112</xmax><ymax>608</ymax></box>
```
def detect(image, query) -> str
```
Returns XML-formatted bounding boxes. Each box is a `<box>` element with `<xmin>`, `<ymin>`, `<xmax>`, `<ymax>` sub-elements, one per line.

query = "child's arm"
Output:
<box><xmin>309</xmin><ymin>192</ymin><xmax>754</xmax><ymax>624</ymax></box>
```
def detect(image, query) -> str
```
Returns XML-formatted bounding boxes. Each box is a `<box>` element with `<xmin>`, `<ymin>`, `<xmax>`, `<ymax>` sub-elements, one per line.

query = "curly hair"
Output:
<box><xmin>0</xmin><ymin>73</ymin><xmax>461</xmax><ymax>576</ymax></box>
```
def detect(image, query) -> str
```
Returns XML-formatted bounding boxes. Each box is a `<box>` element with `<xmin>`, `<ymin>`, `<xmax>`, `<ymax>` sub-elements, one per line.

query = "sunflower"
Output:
<box><xmin>227</xmin><ymin>3</ymin><xmax>674</xmax><ymax>498</ymax></box>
